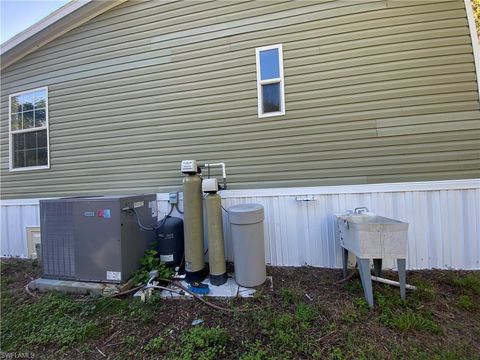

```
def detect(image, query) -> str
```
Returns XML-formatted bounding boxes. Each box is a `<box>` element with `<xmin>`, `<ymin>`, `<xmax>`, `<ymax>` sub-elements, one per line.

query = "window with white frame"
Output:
<box><xmin>9</xmin><ymin>87</ymin><xmax>49</xmax><ymax>170</ymax></box>
<box><xmin>255</xmin><ymin>44</ymin><xmax>285</xmax><ymax>118</ymax></box>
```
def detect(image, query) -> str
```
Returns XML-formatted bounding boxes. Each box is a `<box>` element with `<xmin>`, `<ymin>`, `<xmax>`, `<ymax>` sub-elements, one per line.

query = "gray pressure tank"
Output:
<box><xmin>228</xmin><ymin>204</ymin><xmax>266</xmax><ymax>287</ymax></box>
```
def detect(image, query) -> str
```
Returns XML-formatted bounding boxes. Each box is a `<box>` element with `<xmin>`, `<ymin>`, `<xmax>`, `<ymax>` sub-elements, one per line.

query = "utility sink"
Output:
<box><xmin>335</xmin><ymin>208</ymin><xmax>409</xmax><ymax>308</ymax></box>
<box><xmin>336</xmin><ymin>213</ymin><xmax>408</xmax><ymax>259</ymax></box>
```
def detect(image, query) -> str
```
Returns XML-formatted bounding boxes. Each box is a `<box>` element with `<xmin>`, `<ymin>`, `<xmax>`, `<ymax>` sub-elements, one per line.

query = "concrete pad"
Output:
<box><xmin>157</xmin><ymin>275</ymin><xmax>273</xmax><ymax>299</ymax></box>
<box><xmin>28</xmin><ymin>278</ymin><xmax>122</xmax><ymax>296</ymax></box>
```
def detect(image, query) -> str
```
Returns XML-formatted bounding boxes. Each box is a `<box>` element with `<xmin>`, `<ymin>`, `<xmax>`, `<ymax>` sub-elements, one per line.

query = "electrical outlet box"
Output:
<box><xmin>181</xmin><ymin>160</ymin><xmax>197</xmax><ymax>174</ymax></box>
<box><xmin>169</xmin><ymin>192</ymin><xmax>178</xmax><ymax>204</ymax></box>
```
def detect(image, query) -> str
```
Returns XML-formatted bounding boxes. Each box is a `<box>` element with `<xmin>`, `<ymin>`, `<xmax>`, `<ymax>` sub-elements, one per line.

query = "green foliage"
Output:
<box><xmin>295</xmin><ymin>303</ymin><xmax>316</xmax><ymax>327</ymax></box>
<box><xmin>279</xmin><ymin>287</ymin><xmax>301</xmax><ymax>304</ymax></box>
<box><xmin>385</xmin><ymin>311</ymin><xmax>441</xmax><ymax>334</ymax></box>
<box><xmin>124</xmin><ymin>299</ymin><xmax>157</xmax><ymax>323</ymax></box>
<box><xmin>353</xmin><ymin>297</ymin><xmax>370</xmax><ymax>312</ymax></box>
<box><xmin>239</xmin><ymin>340</ymin><xmax>269</xmax><ymax>360</ymax></box>
<box><xmin>123</xmin><ymin>335</ymin><xmax>138</xmax><ymax>349</ymax></box>
<box><xmin>131</xmin><ymin>249</ymin><xmax>173</xmax><ymax>285</ymax></box>
<box><xmin>144</xmin><ymin>336</ymin><xmax>167</xmax><ymax>352</ymax></box>
<box><xmin>375</xmin><ymin>286</ymin><xmax>441</xmax><ymax>334</ymax></box>
<box><xmin>342</xmin><ymin>280</ymin><xmax>363</xmax><ymax>294</ymax></box>
<box><xmin>175</xmin><ymin>326</ymin><xmax>230</xmax><ymax>360</ymax></box>
<box><xmin>446</xmin><ymin>272</ymin><xmax>480</xmax><ymax>294</ymax></box>
<box><xmin>1</xmin><ymin>293</ymin><xmax>101</xmax><ymax>351</ymax></box>
<box><xmin>341</xmin><ymin>305</ymin><xmax>360</xmax><ymax>324</ymax></box>
<box><xmin>331</xmin><ymin>347</ymin><xmax>347</xmax><ymax>360</ymax></box>
<box><xmin>457</xmin><ymin>295</ymin><xmax>476</xmax><ymax>311</ymax></box>
<box><xmin>412</xmin><ymin>281</ymin><xmax>437</xmax><ymax>303</ymax></box>
<box><xmin>270</xmin><ymin>314</ymin><xmax>299</xmax><ymax>351</ymax></box>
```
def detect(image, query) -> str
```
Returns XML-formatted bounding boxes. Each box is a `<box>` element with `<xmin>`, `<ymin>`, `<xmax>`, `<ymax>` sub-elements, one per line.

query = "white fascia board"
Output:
<box><xmin>0</xmin><ymin>0</ymin><xmax>91</xmax><ymax>54</ymax></box>
<box><xmin>0</xmin><ymin>0</ymin><xmax>127</xmax><ymax>69</ymax></box>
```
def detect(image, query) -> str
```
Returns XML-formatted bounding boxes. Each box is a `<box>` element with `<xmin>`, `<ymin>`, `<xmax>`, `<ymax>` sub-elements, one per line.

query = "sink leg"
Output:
<box><xmin>342</xmin><ymin>247</ymin><xmax>349</xmax><ymax>279</ymax></box>
<box><xmin>357</xmin><ymin>257</ymin><xmax>374</xmax><ymax>308</ymax></box>
<box><xmin>397</xmin><ymin>258</ymin><xmax>406</xmax><ymax>300</ymax></box>
<box><xmin>373</xmin><ymin>259</ymin><xmax>382</xmax><ymax>277</ymax></box>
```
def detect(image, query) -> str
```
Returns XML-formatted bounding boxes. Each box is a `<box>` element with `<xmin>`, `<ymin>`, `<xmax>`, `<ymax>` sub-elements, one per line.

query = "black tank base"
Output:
<box><xmin>186</xmin><ymin>269</ymin><xmax>205</xmax><ymax>284</ymax></box>
<box><xmin>210</xmin><ymin>273</ymin><xmax>228</xmax><ymax>286</ymax></box>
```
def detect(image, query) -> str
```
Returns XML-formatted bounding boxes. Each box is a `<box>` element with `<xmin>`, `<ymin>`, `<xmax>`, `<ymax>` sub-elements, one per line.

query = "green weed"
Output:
<box><xmin>144</xmin><ymin>336</ymin><xmax>167</xmax><ymax>352</ymax></box>
<box><xmin>1</xmin><ymin>293</ymin><xmax>101</xmax><ymax>351</ymax></box>
<box><xmin>280</xmin><ymin>287</ymin><xmax>301</xmax><ymax>304</ymax></box>
<box><xmin>176</xmin><ymin>326</ymin><xmax>230</xmax><ymax>360</ymax></box>
<box><xmin>331</xmin><ymin>347</ymin><xmax>346</xmax><ymax>360</ymax></box>
<box><xmin>447</xmin><ymin>272</ymin><xmax>480</xmax><ymax>294</ymax></box>
<box><xmin>239</xmin><ymin>340</ymin><xmax>269</xmax><ymax>360</ymax></box>
<box><xmin>384</xmin><ymin>311</ymin><xmax>441</xmax><ymax>334</ymax></box>
<box><xmin>124</xmin><ymin>300</ymin><xmax>156</xmax><ymax>323</ymax></box>
<box><xmin>457</xmin><ymin>295</ymin><xmax>476</xmax><ymax>311</ymax></box>
<box><xmin>123</xmin><ymin>335</ymin><xmax>137</xmax><ymax>349</ymax></box>
<box><xmin>411</xmin><ymin>280</ymin><xmax>436</xmax><ymax>303</ymax></box>
<box><xmin>342</xmin><ymin>280</ymin><xmax>363</xmax><ymax>294</ymax></box>
<box><xmin>131</xmin><ymin>249</ymin><xmax>173</xmax><ymax>285</ymax></box>
<box><xmin>295</xmin><ymin>303</ymin><xmax>316</xmax><ymax>327</ymax></box>
<box><xmin>353</xmin><ymin>297</ymin><xmax>370</xmax><ymax>313</ymax></box>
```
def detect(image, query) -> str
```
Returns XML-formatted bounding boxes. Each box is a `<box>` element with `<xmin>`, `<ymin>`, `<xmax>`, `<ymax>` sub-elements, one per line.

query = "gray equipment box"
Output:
<box><xmin>40</xmin><ymin>194</ymin><xmax>157</xmax><ymax>283</ymax></box>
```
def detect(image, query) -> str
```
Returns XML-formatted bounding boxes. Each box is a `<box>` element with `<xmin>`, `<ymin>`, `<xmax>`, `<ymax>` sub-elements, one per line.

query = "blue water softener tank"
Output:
<box><xmin>157</xmin><ymin>216</ymin><xmax>184</xmax><ymax>268</ymax></box>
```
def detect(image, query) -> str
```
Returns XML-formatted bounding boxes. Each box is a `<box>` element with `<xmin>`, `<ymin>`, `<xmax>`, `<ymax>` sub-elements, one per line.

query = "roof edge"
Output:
<box><xmin>1</xmin><ymin>0</ymin><xmax>127</xmax><ymax>70</ymax></box>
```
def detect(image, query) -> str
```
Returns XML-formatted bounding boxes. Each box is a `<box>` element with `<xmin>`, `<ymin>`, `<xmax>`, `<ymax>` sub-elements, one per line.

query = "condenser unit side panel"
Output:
<box><xmin>73</xmin><ymin>200</ymin><xmax>122</xmax><ymax>282</ymax></box>
<box><xmin>40</xmin><ymin>200</ymin><xmax>76</xmax><ymax>279</ymax></box>
<box><xmin>120</xmin><ymin>195</ymin><xmax>157</xmax><ymax>282</ymax></box>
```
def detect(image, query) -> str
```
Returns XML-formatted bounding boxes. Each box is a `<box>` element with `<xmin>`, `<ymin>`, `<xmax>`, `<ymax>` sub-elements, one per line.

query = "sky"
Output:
<box><xmin>1</xmin><ymin>0</ymin><xmax>69</xmax><ymax>44</ymax></box>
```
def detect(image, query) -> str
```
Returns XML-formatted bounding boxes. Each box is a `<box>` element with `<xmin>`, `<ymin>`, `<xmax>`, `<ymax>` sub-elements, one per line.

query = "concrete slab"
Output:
<box><xmin>156</xmin><ymin>275</ymin><xmax>273</xmax><ymax>299</ymax></box>
<box><xmin>28</xmin><ymin>278</ymin><xmax>122</xmax><ymax>296</ymax></box>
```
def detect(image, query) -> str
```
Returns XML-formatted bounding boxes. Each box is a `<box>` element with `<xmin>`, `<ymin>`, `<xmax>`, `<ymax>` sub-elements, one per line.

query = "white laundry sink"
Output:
<box><xmin>335</xmin><ymin>209</ymin><xmax>410</xmax><ymax>308</ymax></box>
<box><xmin>336</xmin><ymin>213</ymin><xmax>408</xmax><ymax>259</ymax></box>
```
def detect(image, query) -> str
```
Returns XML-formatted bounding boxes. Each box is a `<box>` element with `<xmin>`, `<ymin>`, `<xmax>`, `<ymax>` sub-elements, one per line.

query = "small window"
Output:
<box><xmin>9</xmin><ymin>87</ymin><xmax>50</xmax><ymax>171</ymax></box>
<box><xmin>255</xmin><ymin>44</ymin><xmax>285</xmax><ymax>118</ymax></box>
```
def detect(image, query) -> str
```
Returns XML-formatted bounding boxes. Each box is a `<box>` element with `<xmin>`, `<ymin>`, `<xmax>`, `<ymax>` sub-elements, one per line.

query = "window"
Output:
<box><xmin>255</xmin><ymin>44</ymin><xmax>285</xmax><ymax>118</ymax></box>
<box><xmin>9</xmin><ymin>87</ymin><xmax>49</xmax><ymax>171</ymax></box>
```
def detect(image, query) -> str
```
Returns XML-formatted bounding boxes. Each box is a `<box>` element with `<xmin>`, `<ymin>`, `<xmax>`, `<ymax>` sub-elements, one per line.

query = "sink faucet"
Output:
<box><xmin>354</xmin><ymin>206</ymin><xmax>369</xmax><ymax>214</ymax></box>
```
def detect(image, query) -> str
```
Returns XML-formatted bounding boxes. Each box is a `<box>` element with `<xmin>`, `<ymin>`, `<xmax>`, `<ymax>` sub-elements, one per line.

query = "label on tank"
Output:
<box><xmin>133</xmin><ymin>201</ymin><xmax>144</xmax><ymax>208</ymax></box>
<box><xmin>106</xmin><ymin>271</ymin><xmax>121</xmax><ymax>281</ymax></box>
<box><xmin>160</xmin><ymin>254</ymin><xmax>174</xmax><ymax>262</ymax></box>
<box><xmin>157</xmin><ymin>233</ymin><xmax>174</xmax><ymax>239</ymax></box>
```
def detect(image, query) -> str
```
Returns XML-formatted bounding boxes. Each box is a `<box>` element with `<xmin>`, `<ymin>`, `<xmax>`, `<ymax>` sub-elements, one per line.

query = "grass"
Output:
<box><xmin>374</xmin><ymin>283</ymin><xmax>443</xmax><ymax>334</ymax></box>
<box><xmin>1</xmin><ymin>259</ymin><xmax>479</xmax><ymax>359</ymax></box>
<box><xmin>385</xmin><ymin>311</ymin><xmax>441</xmax><ymax>333</ymax></box>
<box><xmin>1</xmin><ymin>292</ymin><xmax>102</xmax><ymax>351</ymax></box>
<box><xmin>457</xmin><ymin>294</ymin><xmax>477</xmax><ymax>311</ymax></box>
<box><xmin>446</xmin><ymin>272</ymin><xmax>480</xmax><ymax>294</ymax></box>
<box><xmin>174</xmin><ymin>326</ymin><xmax>230</xmax><ymax>360</ymax></box>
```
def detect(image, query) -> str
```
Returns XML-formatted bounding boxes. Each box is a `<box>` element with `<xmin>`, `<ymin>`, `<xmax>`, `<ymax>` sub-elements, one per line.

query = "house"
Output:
<box><xmin>1</xmin><ymin>0</ymin><xmax>479</xmax><ymax>269</ymax></box>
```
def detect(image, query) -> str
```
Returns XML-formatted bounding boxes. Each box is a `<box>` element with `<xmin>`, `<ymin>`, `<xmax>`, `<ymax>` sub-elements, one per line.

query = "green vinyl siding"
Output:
<box><xmin>1</xmin><ymin>0</ymin><xmax>479</xmax><ymax>198</ymax></box>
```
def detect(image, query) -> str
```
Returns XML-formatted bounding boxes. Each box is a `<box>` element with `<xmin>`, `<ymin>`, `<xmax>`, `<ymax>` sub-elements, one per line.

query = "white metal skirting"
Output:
<box><xmin>1</xmin><ymin>180</ymin><xmax>479</xmax><ymax>269</ymax></box>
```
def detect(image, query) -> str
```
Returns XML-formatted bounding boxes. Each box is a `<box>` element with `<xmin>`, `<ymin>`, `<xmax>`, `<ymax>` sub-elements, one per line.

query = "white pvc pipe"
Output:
<box><xmin>203</xmin><ymin>163</ymin><xmax>226</xmax><ymax>179</ymax></box>
<box><xmin>371</xmin><ymin>276</ymin><xmax>417</xmax><ymax>290</ymax></box>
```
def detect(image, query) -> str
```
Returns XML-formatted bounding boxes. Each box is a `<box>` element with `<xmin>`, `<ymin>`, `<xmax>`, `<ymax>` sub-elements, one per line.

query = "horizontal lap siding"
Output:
<box><xmin>1</xmin><ymin>0</ymin><xmax>479</xmax><ymax>198</ymax></box>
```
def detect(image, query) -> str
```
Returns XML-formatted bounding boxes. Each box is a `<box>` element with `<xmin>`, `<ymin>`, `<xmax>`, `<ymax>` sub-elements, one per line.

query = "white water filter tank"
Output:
<box><xmin>228</xmin><ymin>204</ymin><xmax>266</xmax><ymax>287</ymax></box>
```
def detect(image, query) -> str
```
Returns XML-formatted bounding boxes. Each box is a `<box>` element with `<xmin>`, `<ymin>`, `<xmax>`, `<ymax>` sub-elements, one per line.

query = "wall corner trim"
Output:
<box><xmin>465</xmin><ymin>0</ymin><xmax>480</xmax><ymax>102</ymax></box>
